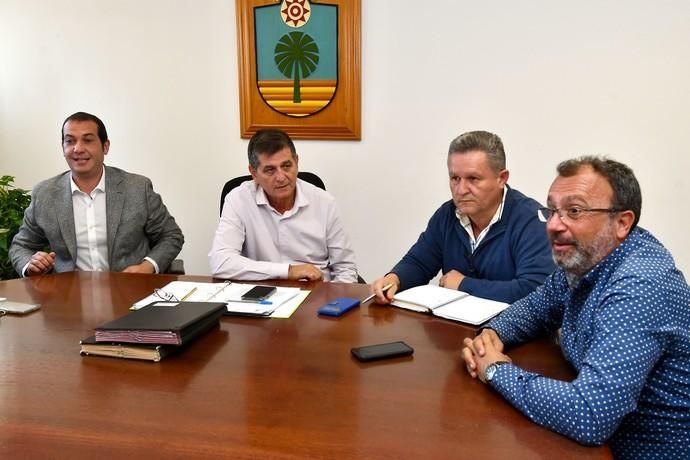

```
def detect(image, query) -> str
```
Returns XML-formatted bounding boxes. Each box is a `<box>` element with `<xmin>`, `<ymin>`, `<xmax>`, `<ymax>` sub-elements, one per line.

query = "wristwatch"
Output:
<box><xmin>484</xmin><ymin>361</ymin><xmax>510</xmax><ymax>382</ymax></box>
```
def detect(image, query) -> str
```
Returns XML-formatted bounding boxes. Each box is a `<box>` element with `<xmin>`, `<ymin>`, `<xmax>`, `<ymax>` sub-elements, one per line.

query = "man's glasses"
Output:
<box><xmin>538</xmin><ymin>206</ymin><xmax>621</xmax><ymax>222</ymax></box>
<box><xmin>153</xmin><ymin>288</ymin><xmax>179</xmax><ymax>301</ymax></box>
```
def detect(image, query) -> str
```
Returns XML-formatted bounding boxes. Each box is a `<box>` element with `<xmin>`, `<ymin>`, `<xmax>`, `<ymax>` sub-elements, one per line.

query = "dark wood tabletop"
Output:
<box><xmin>0</xmin><ymin>272</ymin><xmax>611</xmax><ymax>459</ymax></box>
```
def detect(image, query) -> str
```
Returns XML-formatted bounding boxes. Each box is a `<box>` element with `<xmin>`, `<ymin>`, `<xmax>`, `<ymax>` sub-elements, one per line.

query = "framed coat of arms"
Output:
<box><xmin>236</xmin><ymin>0</ymin><xmax>361</xmax><ymax>140</ymax></box>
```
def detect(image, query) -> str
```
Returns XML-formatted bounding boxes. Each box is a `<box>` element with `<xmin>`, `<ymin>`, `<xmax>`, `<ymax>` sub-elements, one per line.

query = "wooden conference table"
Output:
<box><xmin>0</xmin><ymin>272</ymin><xmax>610</xmax><ymax>459</ymax></box>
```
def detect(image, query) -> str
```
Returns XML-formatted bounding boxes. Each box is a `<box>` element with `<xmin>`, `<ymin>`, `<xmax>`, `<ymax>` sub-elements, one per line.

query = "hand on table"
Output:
<box><xmin>122</xmin><ymin>260</ymin><xmax>156</xmax><ymax>274</ymax></box>
<box><xmin>461</xmin><ymin>328</ymin><xmax>510</xmax><ymax>383</ymax></box>
<box><xmin>26</xmin><ymin>251</ymin><xmax>56</xmax><ymax>276</ymax></box>
<box><xmin>439</xmin><ymin>269</ymin><xmax>465</xmax><ymax>290</ymax></box>
<box><xmin>288</xmin><ymin>264</ymin><xmax>323</xmax><ymax>281</ymax></box>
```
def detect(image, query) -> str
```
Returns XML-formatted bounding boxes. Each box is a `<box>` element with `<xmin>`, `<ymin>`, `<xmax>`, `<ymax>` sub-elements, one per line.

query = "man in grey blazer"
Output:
<box><xmin>10</xmin><ymin>112</ymin><xmax>184</xmax><ymax>276</ymax></box>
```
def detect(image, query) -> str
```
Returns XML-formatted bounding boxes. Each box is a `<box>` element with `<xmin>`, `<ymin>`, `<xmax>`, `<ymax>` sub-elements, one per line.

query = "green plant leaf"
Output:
<box><xmin>0</xmin><ymin>176</ymin><xmax>31</xmax><ymax>280</ymax></box>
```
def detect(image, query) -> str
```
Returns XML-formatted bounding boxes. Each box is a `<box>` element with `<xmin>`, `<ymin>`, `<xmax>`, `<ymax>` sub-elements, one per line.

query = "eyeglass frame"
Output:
<box><xmin>153</xmin><ymin>288</ymin><xmax>179</xmax><ymax>302</ymax></box>
<box><xmin>537</xmin><ymin>206</ymin><xmax>622</xmax><ymax>223</ymax></box>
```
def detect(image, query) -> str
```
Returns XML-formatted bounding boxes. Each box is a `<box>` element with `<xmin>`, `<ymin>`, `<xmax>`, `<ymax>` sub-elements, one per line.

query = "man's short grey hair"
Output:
<box><xmin>447</xmin><ymin>131</ymin><xmax>506</xmax><ymax>174</ymax></box>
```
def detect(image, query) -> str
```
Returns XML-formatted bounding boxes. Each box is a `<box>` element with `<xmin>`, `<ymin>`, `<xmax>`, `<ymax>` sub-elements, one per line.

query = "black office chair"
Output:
<box><xmin>219</xmin><ymin>171</ymin><xmax>325</xmax><ymax>216</ymax></box>
<box><xmin>218</xmin><ymin>172</ymin><xmax>365</xmax><ymax>284</ymax></box>
<box><xmin>166</xmin><ymin>259</ymin><xmax>185</xmax><ymax>274</ymax></box>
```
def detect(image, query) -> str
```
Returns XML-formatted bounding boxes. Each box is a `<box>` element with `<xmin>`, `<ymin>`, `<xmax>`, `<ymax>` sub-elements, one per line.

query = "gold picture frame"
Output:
<box><xmin>236</xmin><ymin>0</ymin><xmax>361</xmax><ymax>140</ymax></box>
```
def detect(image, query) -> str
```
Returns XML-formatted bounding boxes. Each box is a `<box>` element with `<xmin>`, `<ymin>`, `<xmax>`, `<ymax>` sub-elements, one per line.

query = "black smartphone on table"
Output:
<box><xmin>351</xmin><ymin>341</ymin><xmax>414</xmax><ymax>362</ymax></box>
<box><xmin>241</xmin><ymin>285</ymin><xmax>276</xmax><ymax>301</ymax></box>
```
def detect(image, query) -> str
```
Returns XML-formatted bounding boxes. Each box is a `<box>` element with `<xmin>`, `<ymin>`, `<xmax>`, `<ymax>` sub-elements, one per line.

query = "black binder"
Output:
<box><xmin>94</xmin><ymin>302</ymin><xmax>226</xmax><ymax>345</ymax></box>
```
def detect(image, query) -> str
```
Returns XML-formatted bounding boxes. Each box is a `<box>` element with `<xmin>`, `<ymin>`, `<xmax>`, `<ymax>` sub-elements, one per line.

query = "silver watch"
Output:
<box><xmin>485</xmin><ymin>361</ymin><xmax>510</xmax><ymax>382</ymax></box>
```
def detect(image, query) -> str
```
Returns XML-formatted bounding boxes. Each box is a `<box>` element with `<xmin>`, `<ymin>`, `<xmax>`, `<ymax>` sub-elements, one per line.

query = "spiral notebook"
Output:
<box><xmin>391</xmin><ymin>284</ymin><xmax>509</xmax><ymax>325</ymax></box>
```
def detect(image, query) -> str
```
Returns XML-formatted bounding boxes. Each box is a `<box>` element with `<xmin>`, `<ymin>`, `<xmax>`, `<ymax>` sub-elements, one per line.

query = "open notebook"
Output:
<box><xmin>132</xmin><ymin>281</ymin><xmax>309</xmax><ymax>318</ymax></box>
<box><xmin>391</xmin><ymin>284</ymin><xmax>509</xmax><ymax>326</ymax></box>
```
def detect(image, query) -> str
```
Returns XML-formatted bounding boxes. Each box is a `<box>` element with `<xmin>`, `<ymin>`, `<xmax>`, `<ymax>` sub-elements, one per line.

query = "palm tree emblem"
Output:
<box><xmin>274</xmin><ymin>31</ymin><xmax>319</xmax><ymax>103</ymax></box>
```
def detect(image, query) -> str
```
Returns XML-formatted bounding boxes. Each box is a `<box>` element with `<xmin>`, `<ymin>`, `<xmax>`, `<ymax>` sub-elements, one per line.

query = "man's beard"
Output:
<box><xmin>551</xmin><ymin>221</ymin><xmax>618</xmax><ymax>287</ymax></box>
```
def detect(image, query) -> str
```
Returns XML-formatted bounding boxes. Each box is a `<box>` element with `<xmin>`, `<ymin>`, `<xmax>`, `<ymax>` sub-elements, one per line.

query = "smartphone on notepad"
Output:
<box><xmin>241</xmin><ymin>285</ymin><xmax>276</xmax><ymax>301</ymax></box>
<box><xmin>351</xmin><ymin>341</ymin><xmax>414</xmax><ymax>362</ymax></box>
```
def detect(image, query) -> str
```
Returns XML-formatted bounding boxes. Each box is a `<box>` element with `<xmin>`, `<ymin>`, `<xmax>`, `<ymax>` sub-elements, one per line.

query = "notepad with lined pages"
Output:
<box><xmin>391</xmin><ymin>285</ymin><xmax>509</xmax><ymax>325</ymax></box>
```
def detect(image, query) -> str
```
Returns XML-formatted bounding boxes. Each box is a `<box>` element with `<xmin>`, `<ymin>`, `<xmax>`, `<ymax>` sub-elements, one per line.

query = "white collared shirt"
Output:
<box><xmin>209</xmin><ymin>179</ymin><xmax>358</xmax><ymax>282</ymax></box>
<box><xmin>71</xmin><ymin>168</ymin><xmax>109</xmax><ymax>271</ymax></box>
<box><xmin>456</xmin><ymin>186</ymin><xmax>507</xmax><ymax>253</ymax></box>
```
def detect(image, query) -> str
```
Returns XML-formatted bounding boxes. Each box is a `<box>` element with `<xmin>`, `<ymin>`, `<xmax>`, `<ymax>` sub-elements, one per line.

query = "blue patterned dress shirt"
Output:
<box><xmin>486</xmin><ymin>228</ymin><xmax>690</xmax><ymax>459</ymax></box>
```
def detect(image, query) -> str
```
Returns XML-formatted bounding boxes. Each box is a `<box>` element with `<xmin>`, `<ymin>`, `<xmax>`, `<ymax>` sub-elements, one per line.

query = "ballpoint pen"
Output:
<box><xmin>180</xmin><ymin>287</ymin><xmax>197</xmax><ymax>301</ymax></box>
<box><xmin>232</xmin><ymin>299</ymin><xmax>273</xmax><ymax>305</ymax></box>
<box><xmin>361</xmin><ymin>283</ymin><xmax>394</xmax><ymax>304</ymax></box>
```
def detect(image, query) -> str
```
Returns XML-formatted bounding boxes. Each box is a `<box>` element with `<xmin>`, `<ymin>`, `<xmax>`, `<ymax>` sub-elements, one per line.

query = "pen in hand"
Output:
<box><xmin>361</xmin><ymin>283</ymin><xmax>394</xmax><ymax>304</ymax></box>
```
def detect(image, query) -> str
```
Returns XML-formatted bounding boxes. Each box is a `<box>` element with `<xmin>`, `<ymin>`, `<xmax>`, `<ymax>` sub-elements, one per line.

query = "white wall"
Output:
<box><xmin>1</xmin><ymin>0</ymin><xmax>689</xmax><ymax>280</ymax></box>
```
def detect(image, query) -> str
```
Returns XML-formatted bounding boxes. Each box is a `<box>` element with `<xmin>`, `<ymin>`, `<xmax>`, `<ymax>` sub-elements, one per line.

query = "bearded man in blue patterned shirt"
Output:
<box><xmin>462</xmin><ymin>156</ymin><xmax>690</xmax><ymax>459</ymax></box>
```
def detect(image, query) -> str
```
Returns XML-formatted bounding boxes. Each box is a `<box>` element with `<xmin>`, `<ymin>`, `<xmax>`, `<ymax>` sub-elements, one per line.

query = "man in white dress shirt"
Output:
<box><xmin>209</xmin><ymin>129</ymin><xmax>357</xmax><ymax>282</ymax></box>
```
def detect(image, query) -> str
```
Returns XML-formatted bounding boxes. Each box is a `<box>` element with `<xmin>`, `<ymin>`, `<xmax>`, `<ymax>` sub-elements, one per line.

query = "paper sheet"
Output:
<box><xmin>132</xmin><ymin>281</ymin><xmax>310</xmax><ymax>319</ymax></box>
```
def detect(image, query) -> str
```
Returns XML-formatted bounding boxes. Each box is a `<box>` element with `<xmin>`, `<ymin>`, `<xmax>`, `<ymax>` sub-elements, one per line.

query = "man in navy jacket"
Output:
<box><xmin>372</xmin><ymin>131</ymin><xmax>554</xmax><ymax>304</ymax></box>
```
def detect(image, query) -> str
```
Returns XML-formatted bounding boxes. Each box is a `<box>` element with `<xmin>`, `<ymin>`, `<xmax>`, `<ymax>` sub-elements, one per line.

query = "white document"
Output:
<box><xmin>224</xmin><ymin>290</ymin><xmax>310</xmax><ymax>318</ymax></box>
<box><xmin>391</xmin><ymin>284</ymin><xmax>509</xmax><ymax>325</ymax></box>
<box><xmin>132</xmin><ymin>281</ymin><xmax>308</xmax><ymax>318</ymax></box>
<box><xmin>222</xmin><ymin>285</ymin><xmax>302</xmax><ymax>316</ymax></box>
<box><xmin>132</xmin><ymin>281</ymin><xmax>233</xmax><ymax>308</ymax></box>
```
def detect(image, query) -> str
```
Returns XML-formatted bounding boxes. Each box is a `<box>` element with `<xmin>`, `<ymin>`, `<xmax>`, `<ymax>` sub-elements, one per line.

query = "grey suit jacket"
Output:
<box><xmin>9</xmin><ymin>166</ymin><xmax>184</xmax><ymax>274</ymax></box>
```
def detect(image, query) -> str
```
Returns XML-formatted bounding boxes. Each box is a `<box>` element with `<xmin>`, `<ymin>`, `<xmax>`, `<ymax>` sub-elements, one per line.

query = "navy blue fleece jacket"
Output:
<box><xmin>391</xmin><ymin>187</ymin><xmax>555</xmax><ymax>303</ymax></box>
